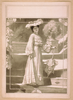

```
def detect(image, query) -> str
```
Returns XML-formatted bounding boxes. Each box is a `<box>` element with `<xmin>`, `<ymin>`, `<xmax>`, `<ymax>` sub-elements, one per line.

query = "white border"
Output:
<box><xmin>2</xmin><ymin>2</ymin><xmax>71</xmax><ymax>98</ymax></box>
<box><xmin>5</xmin><ymin>2</ymin><xmax>68</xmax><ymax>18</ymax></box>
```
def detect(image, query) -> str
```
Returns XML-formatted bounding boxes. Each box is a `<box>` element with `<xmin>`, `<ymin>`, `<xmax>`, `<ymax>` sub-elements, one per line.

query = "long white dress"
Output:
<box><xmin>22</xmin><ymin>33</ymin><xmax>44</xmax><ymax>85</ymax></box>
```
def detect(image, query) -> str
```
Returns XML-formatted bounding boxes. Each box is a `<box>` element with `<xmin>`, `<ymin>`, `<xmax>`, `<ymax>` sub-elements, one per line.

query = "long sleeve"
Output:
<box><xmin>25</xmin><ymin>34</ymin><xmax>34</xmax><ymax>55</ymax></box>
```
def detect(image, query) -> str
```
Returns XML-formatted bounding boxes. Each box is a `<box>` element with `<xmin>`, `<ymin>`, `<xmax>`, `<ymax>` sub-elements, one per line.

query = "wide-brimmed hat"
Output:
<box><xmin>25</xmin><ymin>19</ymin><xmax>43</xmax><ymax>29</ymax></box>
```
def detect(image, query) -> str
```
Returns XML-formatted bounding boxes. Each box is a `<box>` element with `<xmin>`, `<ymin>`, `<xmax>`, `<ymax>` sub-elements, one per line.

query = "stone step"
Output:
<box><xmin>6</xmin><ymin>68</ymin><xmax>67</xmax><ymax>79</ymax></box>
<box><xmin>6</xmin><ymin>84</ymin><xmax>20</xmax><ymax>93</ymax></box>
<box><xmin>6</xmin><ymin>69</ymin><xmax>25</xmax><ymax>76</ymax></box>
<box><xmin>6</xmin><ymin>76</ymin><xmax>23</xmax><ymax>83</ymax></box>
<box><xmin>49</xmin><ymin>69</ymin><xmax>67</xmax><ymax>78</ymax></box>
<box><xmin>51</xmin><ymin>77</ymin><xmax>67</xmax><ymax>86</ymax></box>
<box><xmin>6</xmin><ymin>76</ymin><xmax>51</xmax><ymax>85</ymax></box>
<box><xmin>38</xmin><ymin>85</ymin><xmax>67</xmax><ymax>93</ymax></box>
<box><xmin>6</xmin><ymin>84</ymin><xmax>67</xmax><ymax>93</ymax></box>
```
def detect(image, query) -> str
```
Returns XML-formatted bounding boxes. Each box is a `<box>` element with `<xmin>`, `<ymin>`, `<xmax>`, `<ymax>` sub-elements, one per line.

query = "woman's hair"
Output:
<box><xmin>30</xmin><ymin>25</ymin><xmax>39</xmax><ymax>32</ymax></box>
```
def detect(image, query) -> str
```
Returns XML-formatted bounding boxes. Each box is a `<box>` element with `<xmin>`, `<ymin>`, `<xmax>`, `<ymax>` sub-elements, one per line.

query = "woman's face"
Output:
<box><xmin>33</xmin><ymin>26</ymin><xmax>39</xmax><ymax>34</ymax></box>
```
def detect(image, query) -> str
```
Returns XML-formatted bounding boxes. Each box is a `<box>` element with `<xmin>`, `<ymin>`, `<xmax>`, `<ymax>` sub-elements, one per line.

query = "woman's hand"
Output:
<box><xmin>51</xmin><ymin>46</ymin><xmax>56</xmax><ymax>49</ymax></box>
<box><xmin>29</xmin><ymin>53</ymin><xmax>34</xmax><ymax>59</ymax></box>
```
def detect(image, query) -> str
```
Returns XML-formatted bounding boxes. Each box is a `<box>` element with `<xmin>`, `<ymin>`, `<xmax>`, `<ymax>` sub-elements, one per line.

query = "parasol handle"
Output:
<box><xmin>51</xmin><ymin>46</ymin><xmax>56</xmax><ymax>59</ymax></box>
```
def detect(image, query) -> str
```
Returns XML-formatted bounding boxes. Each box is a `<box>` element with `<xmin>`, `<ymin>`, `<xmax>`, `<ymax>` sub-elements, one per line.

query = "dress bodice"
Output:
<box><xmin>33</xmin><ymin>34</ymin><xmax>43</xmax><ymax>46</ymax></box>
<box><xmin>25</xmin><ymin>33</ymin><xmax>43</xmax><ymax>55</ymax></box>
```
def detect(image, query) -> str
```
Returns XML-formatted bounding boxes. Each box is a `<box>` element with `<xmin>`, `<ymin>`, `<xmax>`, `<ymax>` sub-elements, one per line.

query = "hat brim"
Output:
<box><xmin>25</xmin><ymin>19</ymin><xmax>43</xmax><ymax>29</ymax></box>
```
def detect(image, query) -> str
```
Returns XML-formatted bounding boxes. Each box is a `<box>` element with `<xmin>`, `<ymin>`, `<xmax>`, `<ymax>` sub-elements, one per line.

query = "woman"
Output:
<box><xmin>22</xmin><ymin>19</ymin><xmax>44</xmax><ymax>86</ymax></box>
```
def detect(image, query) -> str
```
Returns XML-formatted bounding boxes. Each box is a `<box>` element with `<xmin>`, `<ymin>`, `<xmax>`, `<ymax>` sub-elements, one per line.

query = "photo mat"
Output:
<box><xmin>2</xmin><ymin>2</ymin><xmax>70</xmax><ymax>98</ymax></box>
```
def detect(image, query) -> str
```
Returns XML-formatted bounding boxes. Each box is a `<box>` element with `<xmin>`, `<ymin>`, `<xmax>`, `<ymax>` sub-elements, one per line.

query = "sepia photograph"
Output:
<box><xmin>2</xmin><ymin>2</ymin><xmax>70</xmax><ymax>98</ymax></box>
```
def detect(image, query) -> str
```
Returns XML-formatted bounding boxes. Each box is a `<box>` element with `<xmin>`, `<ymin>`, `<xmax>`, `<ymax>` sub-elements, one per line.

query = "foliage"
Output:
<box><xmin>43</xmin><ymin>19</ymin><xmax>67</xmax><ymax>39</ymax></box>
<box><xmin>6</xmin><ymin>19</ymin><xmax>14</xmax><ymax>69</ymax></box>
<box><xmin>42</xmin><ymin>19</ymin><xmax>67</xmax><ymax>53</ymax></box>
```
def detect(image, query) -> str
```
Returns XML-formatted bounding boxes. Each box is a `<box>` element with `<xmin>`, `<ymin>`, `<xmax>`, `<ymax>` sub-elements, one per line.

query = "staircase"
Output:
<box><xmin>6</xmin><ymin>42</ymin><xmax>67</xmax><ymax>93</ymax></box>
